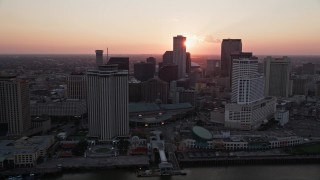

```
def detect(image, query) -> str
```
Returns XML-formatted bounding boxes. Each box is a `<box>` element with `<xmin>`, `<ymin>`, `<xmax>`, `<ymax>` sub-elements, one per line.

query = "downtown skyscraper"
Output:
<box><xmin>221</xmin><ymin>39</ymin><xmax>242</xmax><ymax>78</ymax></box>
<box><xmin>87</xmin><ymin>65</ymin><xmax>129</xmax><ymax>140</ymax></box>
<box><xmin>173</xmin><ymin>35</ymin><xmax>187</xmax><ymax>79</ymax></box>
<box><xmin>95</xmin><ymin>50</ymin><xmax>104</xmax><ymax>66</ymax></box>
<box><xmin>225</xmin><ymin>58</ymin><xmax>275</xmax><ymax>130</ymax></box>
<box><xmin>231</xmin><ymin>59</ymin><xmax>264</xmax><ymax>104</ymax></box>
<box><xmin>0</xmin><ymin>75</ymin><xmax>31</xmax><ymax>135</ymax></box>
<box><xmin>264</xmin><ymin>56</ymin><xmax>291</xmax><ymax>98</ymax></box>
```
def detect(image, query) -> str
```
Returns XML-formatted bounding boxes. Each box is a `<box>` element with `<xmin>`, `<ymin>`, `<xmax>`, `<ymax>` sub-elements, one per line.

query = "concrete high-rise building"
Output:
<box><xmin>67</xmin><ymin>72</ymin><xmax>87</xmax><ymax>99</ymax></box>
<box><xmin>225</xmin><ymin>58</ymin><xmax>275</xmax><ymax>130</ymax></box>
<box><xmin>186</xmin><ymin>52</ymin><xmax>191</xmax><ymax>75</ymax></box>
<box><xmin>87</xmin><ymin>65</ymin><xmax>129</xmax><ymax>140</ymax></box>
<box><xmin>129</xmin><ymin>77</ymin><xmax>141</xmax><ymax>102</ymax></box>
<box><xmin>141</xmin><ymin>78</ymin><xmax>168</xmax><ymax>104</ymax></box>
<box><xmin>0</xmin><ymin>75</ymin><xmax>31</xmax><ymax>135</ymax></box>
<box><xmin>231</xmin><ymin>59</ymin><xmax>264</xmax><ymax>104</ymax></box>
<box><xmin>173</xmin><ymin>35</ymin><xmax>187</xmax><ymax>79</ymax></box>
<box><xmin>163</xmin><ymin>51</ymin><xmax>173</xmax><ymax>65</ymax></box>
<box><xmin>264</xmin><ymin>56</ymin><xmax>291</xmax><ymax>98</ymax></box>
<box><xmin>134</xmin><ymin>62</ymin><xmax>155</xmax><ymax>82</ymax></box>
<box><xmin>229</xmin><ymin>52</ymin><xmax>253</xmax><ymax>86</ymax></box>
<box><xmin>175</xmin><ymin>89</ymin><xmax>196</xmax><ymax>106</ymax></box>
<box><xmin>221</xmin><ymin>39</ymin><xmax>242</xmax><ymax>77</ymax></box>
<box><xmin>95</xmin><ymin>50</ymin><xmax>103</xmax><ymax>66</ymax></box>
<box><xmin>146</xmin><ymin>57</ymin><xmax>156</xmax><ymax>64</ymax></box>
<box><xmin>291</xmin><ymin>76</ymin><xmax>309</xmax><ymax>96</ymax></box>
<box><xmin>158</xmin><ymin>65</ymin><xmax>178</xmax><ymax>84</ymax></box>
<box><xmin>225</xmin><ymin>97</ymin><xmax>276</xmax><ymax>130</ymax></box>
<box><xmin>107</xmin><ymin>57</ymin><xmax>129</xmax><ymax>71</ymax></box>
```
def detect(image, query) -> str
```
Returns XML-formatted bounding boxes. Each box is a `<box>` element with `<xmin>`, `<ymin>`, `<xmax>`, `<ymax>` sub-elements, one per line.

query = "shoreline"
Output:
<box><xmin>1</xmin><ymin>155</ymin><xmax>320</xmax><ymax>177</ymax></box>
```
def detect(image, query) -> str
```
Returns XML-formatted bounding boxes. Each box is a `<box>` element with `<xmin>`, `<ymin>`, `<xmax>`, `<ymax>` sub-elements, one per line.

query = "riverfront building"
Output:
<box><xmin>225</xmin><ymin>58</ymin><xmax>276</xmax><ymax>130</ymax></box>
<box><xmin>0</xmin><ymin>136</ymin><xmax>54</xmax><ymax>168</ymax></box>
<box><xmin>87</xmin><ymin>65</ymin><xmax>129</xmax><ymax>140</ymax></box>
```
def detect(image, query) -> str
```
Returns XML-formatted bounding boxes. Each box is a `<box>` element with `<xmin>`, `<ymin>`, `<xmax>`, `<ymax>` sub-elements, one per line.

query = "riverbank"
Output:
<box><xmin>0</xmin><ymin>156</ymin><xmax>149</xmax><ymax>177</ymax></box>
<box><xmin>1</xmin><ymin>154</ymin><xmax>320</xmax><ymax>178</ymax></box>
<box><xmin>179</xmin><ymin>155</ymin><xmax>320</xmax><ymax>167</ymax></box>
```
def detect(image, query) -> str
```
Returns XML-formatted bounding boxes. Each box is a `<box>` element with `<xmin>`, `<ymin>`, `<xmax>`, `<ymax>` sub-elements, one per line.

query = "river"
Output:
<box><xmin>46</xmin><ymin>164</ymin><xmax>320</xmax><ymax>180</ymax></box>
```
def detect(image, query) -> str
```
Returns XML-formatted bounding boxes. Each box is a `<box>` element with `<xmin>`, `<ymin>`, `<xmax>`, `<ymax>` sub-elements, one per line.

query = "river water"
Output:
<box><xmin>46</xmin><ymin>164</ymin><xmax>320</xmax><ymax>180</ymax></box>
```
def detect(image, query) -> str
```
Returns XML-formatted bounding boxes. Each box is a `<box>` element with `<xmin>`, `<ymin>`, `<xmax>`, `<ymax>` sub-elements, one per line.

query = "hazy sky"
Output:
<box><xmin>1</xmin><ymin>0</ymin><xmax>320</xmax><ymax>55</ymax></box>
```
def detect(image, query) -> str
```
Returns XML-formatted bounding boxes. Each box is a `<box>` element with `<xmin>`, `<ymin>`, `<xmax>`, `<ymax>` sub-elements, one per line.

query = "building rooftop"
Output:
<box><xmin>129</xmin><ymin>103</ymin><xmax>161</xmax><ymax>113</ymax></box>
<box><xmin>160</xmin><ymin>103</ymin><xmax>193</xmax><ymax>110</ymax></box>
<box><xmin>129</xmin><ymin>103</ymin><xmax>193</xmax><ymax>113</ymax></box>
<box><xmin>192</xmin><ymin>126</ymin><xmax>213</xmax><ymax>140</ymax></box>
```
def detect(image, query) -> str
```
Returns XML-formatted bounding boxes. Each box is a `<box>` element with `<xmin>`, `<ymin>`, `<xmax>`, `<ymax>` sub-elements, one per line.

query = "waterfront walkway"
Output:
<box><xmin>38</xmin><ymin>155</ymin><xmax>149</xmax><ymax>169</ymax></box>
<box><xmin>1</xmin><ymin>156</ymin><xmax>149</xmax><ymax>177</ymax></box>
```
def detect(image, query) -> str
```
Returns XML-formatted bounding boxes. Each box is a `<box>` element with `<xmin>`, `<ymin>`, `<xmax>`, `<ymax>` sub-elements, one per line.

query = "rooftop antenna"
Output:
<box><xmin>106</xmin><ymin>48</ymin><xmax>109</xmax><ymax>62</ymax></box>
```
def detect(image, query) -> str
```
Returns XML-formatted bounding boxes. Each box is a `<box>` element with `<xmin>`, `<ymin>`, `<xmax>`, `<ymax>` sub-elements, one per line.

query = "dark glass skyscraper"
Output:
<box><xmin>220</xmin><ymin>39</ymin><xmax>242</xmax><ymax>77</ymax></box>
<box><xmin>134</xmin><ymin>62</ymin><xmax>155</xmax><ymax>82</ymax></box>
<box><xmin>107</xmin><ymin>57</ymin><xmax>129</xmax><ymax>71</ymax></box>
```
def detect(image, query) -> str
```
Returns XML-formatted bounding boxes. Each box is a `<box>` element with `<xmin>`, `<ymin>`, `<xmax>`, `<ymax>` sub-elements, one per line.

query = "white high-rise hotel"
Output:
<box><xmin>225</xmin><ymin>58</ymin><xmax>276</xmax><ymax>130</ymax></box>
<box><xmin>231</xmin><ymin>59</ymin><xmax>264</xmax><ymax>104</ymax></box>
<box><xmin>173</xmin><ymin>35</ymin><xmax>186</xmax><ymax>79</ymax></box>
<box><xmin>87</xmin><ymin>65</ymin><xmax>129</xmax><ymax>140</ymax></box>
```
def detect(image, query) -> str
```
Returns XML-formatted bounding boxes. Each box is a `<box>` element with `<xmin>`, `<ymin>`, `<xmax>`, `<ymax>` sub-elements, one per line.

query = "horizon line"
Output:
<box><xmin>1</xmin><ymin>53</ymin><xmax>320</xmax><ymax>57</ymax></box>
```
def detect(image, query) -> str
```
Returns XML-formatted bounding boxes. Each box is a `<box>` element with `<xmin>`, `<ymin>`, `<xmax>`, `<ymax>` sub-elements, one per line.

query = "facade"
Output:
<box><xmin>173</xmin><ymin>35</ymin><xmax>187</xmax><ymax>79</ymax></box>
<box><xmin>141</xmin><ymin>78</ymin><xmax>168</xmax><ymax>104</ymax></box>
<box><xmin>182</xmin><ymin>135</ymin><xmax>303</xmax><ymax>150</ymax></box>
<box><xmin>192</xmin><ymin>126</ymin><xmax>213</xmax><ymax>148</ymax></box>
<box><xmin>30</xmin><ymin>99</ymin><xmax>87</xmax><ymax>117</ymax></box>
<box><xmin>158</xmin><ymin>65</ymin><xmax>178</xmax><ymax>83</ymax></box>
<box><xmin>0</xmin><ymin>136</ymin><xmax>54</xmax><ymax>168</ymax></box>
<box><xmin>107</xmin><ymin>57</ymin><xmax>129</xmax><ymax>71</ymax></box>
<box><xmin>206</xmin><ymin>60</ymin><xmax>220</xmax><ymax>76</ymax></box>
<box><xmin>176</xmin><ymin>89</ymin><xmax>196</xmax><ymax>106</ymax></box>
<box><xmin>220</xmin><ymin>39</ymin><xmax>242</xmax><ymax>77</ymax></box>
<box><xmin>229</xmin><ymin>52</ymin><xmax>253</xmax><ymax>86</ymax></box>
<box><xmin>163</xmin><ymin>51</ymin><xmax>173</xmax><ymax>65</ymax></box>
<box><xmin>95</xmin><ymin>50</ymin><xmax>103</xmax><ymax>66</ymax></box>
<box><xmin>264</xmin><ymin>56</ymin><xmax>291</xmax><ymax>97</ymax></box>
<box><xmin>133</xmin><ymin>62</ymin><xmax>155</xmax><ymax>82</ymax></box>
<box><xmin>0</xmin><ymin>76</ymin><xmax>31</xmax><ymax>136</ymax></box>
<box><xmin>231</xmin><ymin>59</ymin><xmax>264</xmax><ymax>104</ymax></box>
<box><xmin>186</xmin><ymin>52</ymin><xmax>191</xmax><ymax>75</ymax></box>
<box><xmin>302</xmin><ymin>62</ymin><xmax>316</xmax><ymax>75</ymax></box>
<box><xmin>67</xmin><ymin>72</ymin><xmax>87</xmax><ymax>99</ymax></box>
<box><xmin>292</xmin><ymin>76</ymin><xmax>309</xmax><ymax>96</ymax></box>
<box><xmin>172</xmin><ymin>88</ymin><xmax>196</xmax><ymax>106</ymax></box>
<box><xmin>225</xmin><ymin>97</ymin><xmax>276</xmax><ymax>130</ymax></box>
<box><xmin>87</xmin><ymin>65</ymin><xmax>129</xmax><ymax>140</ymax></box>
<box><xmin>275</xmin><ymin>110</ymin><xmax>289</xmax><ymax>126</ymax></box>
<box><xmin>129</xmin><ymin>78</ymin><xmax>142</xmax><ymax>102</ymax></box>
<box><xmin>31</xmin><ymin>116</ymin><xmax>51</xmax><ymax>134</ymax></box>
<box><xmin>269</xmin><ymin>136</ymin><xmax>304</xmax><ymax>148</ymax></box>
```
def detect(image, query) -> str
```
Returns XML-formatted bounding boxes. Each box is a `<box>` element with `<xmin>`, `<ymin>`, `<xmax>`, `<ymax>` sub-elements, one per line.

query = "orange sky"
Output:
<box><xmin>1</xmin><ymin>0</ymin><xmax>320</xmax><ymax>55</ymax></box>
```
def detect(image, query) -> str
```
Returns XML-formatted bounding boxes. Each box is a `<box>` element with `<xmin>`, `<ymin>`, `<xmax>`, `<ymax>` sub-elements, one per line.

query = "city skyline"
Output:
<box><xmin>1</xmin><ymin>0</ymin><xmax>320</xmax><ymax>55</ymax></box>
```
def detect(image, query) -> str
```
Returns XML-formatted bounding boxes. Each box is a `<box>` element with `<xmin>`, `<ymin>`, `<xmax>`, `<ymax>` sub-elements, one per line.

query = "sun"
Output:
<box><xmin>184</xmin><ymin>39</ymin><xmax>192</xmax><ymax>48</ymax></box>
